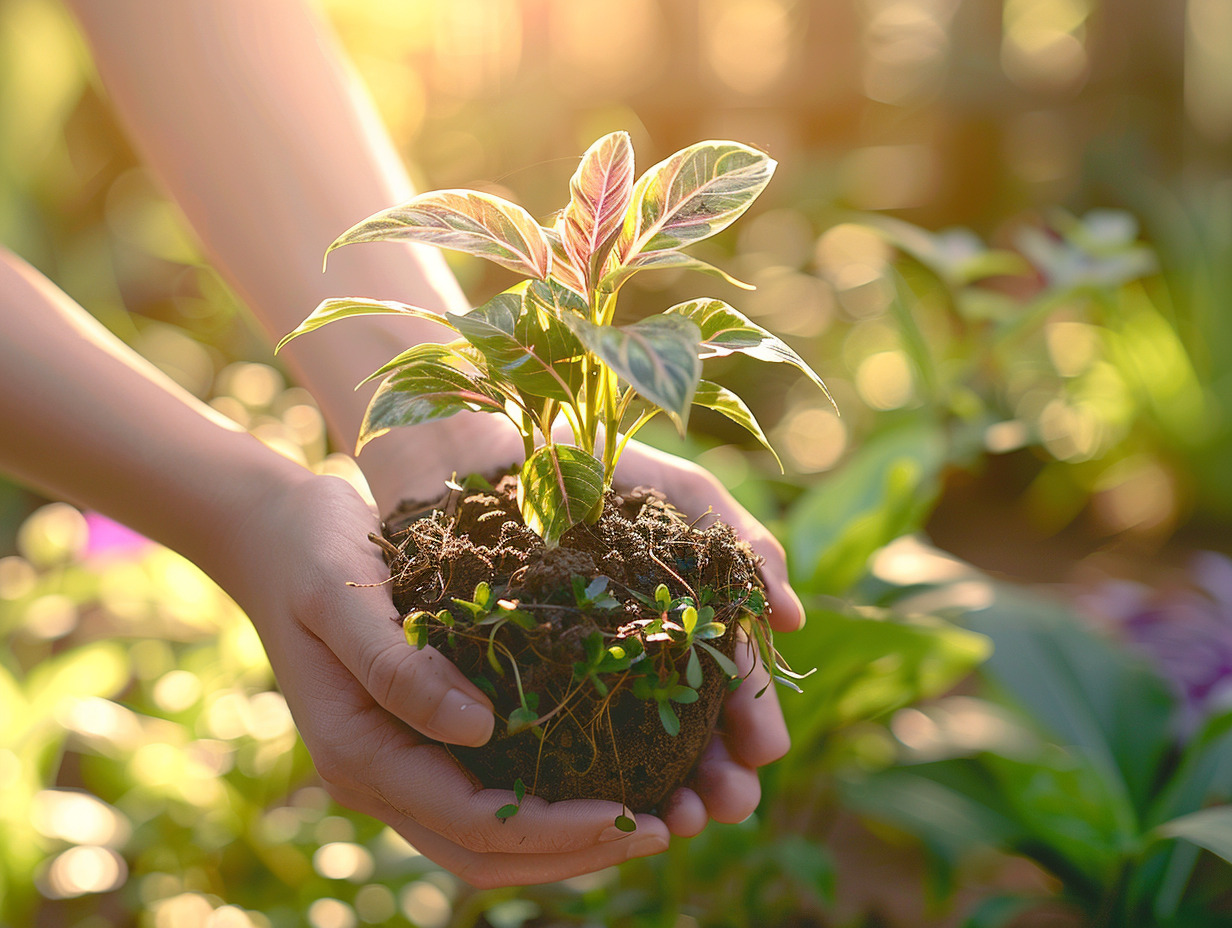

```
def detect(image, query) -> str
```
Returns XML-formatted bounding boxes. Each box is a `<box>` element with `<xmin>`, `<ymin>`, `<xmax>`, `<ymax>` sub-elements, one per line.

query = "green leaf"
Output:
<box><xmin>599</xmin><ymin>250</ymin><xmax>754</xmax><ymax>293</ymax></box>
<box><xmin>508</xmin><ymin>705</ymin><xmax>539</xmax><ymax>735</ymax></box>
<box><xmin>560</xmin><ymin>131</ymin><xmax>635</xmax><ymax>289</ymax></box>
<box><xmin>681</xmin><ymin>605</ymin><xmax>698</xmax><ymax>636</ymax></box>
<box><xmin>446</xmin><ymin>285</ymin><xmax>583</xmax><ymax>403</ymax></box>
<box><xmin>787</xmin><ymin>421</ymin><xmax>946</xmax><ymax>595</ymax></box>
<box><xmin>658</xmin><ymin>700</ymin><xmax>681</xmax><ymax>736</ymax></box>
<box><xmin>696</xmin><ymin>639</ymin><xmax>739</xmax><ymax>677</ymax></box>
<box><xmin>326</xmin><ymin>189</ymin><xmax>552</xmax><ymax>279</ymax></box>
<box><xmin>358</xmin><ymin>356</ymin><xmax>506</xmax><ymax>452</ymax></box>
<box><xmin>495</xmin><ymin>804</ymin><xmax>520</xmax><ymax>820</ymax></box>
<box><xmin>277</xmin><ymin>297</ymin><xmax>453</xmax><ymax>354</ymax></box>
<box><xmin>614</xmin><ymin>814</ymin><xmax>638</xmax><ymax>833</ymax></box>
<box><xmin>518</xmin><ymin>445</ymin><xmax>605</xmax><ymax>545</ymax></box>
<box><xmin>565</xmin><ymin>312</ymin><xmax>702</xmax><ymax>432</ymax></box>
<box><xmin>403</xmin><ymin>611</ymin><xmax>429</xmax><ymax>649</ymax></box>
<box><xmin>669</xmin><ymin>685</ymin><xmax>698</xmax><ymax>704</ymax></box>
<box><xmin>514</xmin><ymin>778</ymin><xmax>527</xmax><ymax>803</ymax></box>
<box><xmin>666</xmin><ymin>298</ymin><xmax>832</xmax><ymax>408</ymax></box>
<box><xmin>686</xmin><ymin>648</ymin><xmax>703</xmax><ymax>689</ymax></box>
<box><xmin>693</xmin><ymin>380</ymin><xmax>783</xmax><ymax>472</ymax></box>
<box><xmin>611</xmin><ymin>140</ymin><xmax>775</xmax><ymax>268</ymax></box>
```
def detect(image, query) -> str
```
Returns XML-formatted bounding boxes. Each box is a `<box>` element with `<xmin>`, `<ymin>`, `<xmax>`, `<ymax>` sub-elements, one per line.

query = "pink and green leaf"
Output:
<box><xmin>358</xmin><ymin>360</ymin><xmax>507</xmax><ymax>453</ymax></box>
<box><xmin>565</xmin><ymin>313</ymin><xmax>702</xmax><ymax>434</ymax></box>
<box><xmin>518</xmin><ymin>445</ymin><xmax>605</xmax><ymax>546</ymax></box>
<box><xmin>326</xmin><ymin>189</ymin><xmax>552</xmax><ymax>279</ymax></box>
<box><xmin>276</xmin><ymin>297</ymin><xmax>453</xmax><ymax>354</ymax></box>
<box><xmin>560</xmin><ymin>131</ymin><xmax>635</xmax><ymax>289</ymax></box>
<box><xmin>609</xmin><ymin>140</ymin><xmax>775</xmax><ymax>271</ymax></box>
<box><xmin>598</xmin><ymin>250</ymin><xmax>754</xmax><ymax>293</ymax></box>
<box><xmin>446</xmin><ymin>284</ymin><xmax>584</xmax><ymax>403</ymax></box>
<box><xmin>666</xmin><ymin>298</ymin><xmax>834</xmax><ymax>408</ymax></box>
<box><xmin>693</xmin><ymin>380</ymin><xmax>783</xmax><ymax>472</ymax></box>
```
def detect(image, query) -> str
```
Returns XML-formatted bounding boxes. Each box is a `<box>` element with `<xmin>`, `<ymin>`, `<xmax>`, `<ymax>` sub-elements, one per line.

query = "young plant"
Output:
<box><xmin>277</xmin><ymin>132</ymin><xmax>831</xmax><ymax>545</ymax></box>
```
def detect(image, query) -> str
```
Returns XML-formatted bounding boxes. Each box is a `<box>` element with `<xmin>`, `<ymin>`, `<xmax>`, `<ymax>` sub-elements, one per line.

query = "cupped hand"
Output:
<box><xmin>221</xmin><ymin>471</ymin><xmax>669</xmax><ymax>887</ymax></box>
<box><xmin>613</xmin><ymin>440</ymin><xmax>798</xmax><ymax>837</ymax></box>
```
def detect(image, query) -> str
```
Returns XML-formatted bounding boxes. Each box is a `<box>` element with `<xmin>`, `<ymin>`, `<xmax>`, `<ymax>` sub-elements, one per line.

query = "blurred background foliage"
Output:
<box><xmin>3</xmin><ymin>0</ymin><xmax>1232</xmax><ymax>925</ymax></box>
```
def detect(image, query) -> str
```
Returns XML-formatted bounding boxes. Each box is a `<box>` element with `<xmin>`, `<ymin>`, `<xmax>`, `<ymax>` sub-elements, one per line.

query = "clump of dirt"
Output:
<box><xmin>380</xmin><ymin>475</ymin><xmax>765</xmax><ymax>812</ymax></box>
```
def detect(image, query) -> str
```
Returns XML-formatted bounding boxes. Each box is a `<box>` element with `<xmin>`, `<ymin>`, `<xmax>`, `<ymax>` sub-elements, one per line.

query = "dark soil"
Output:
<box><xmin>379</xmin><ymin>474</ymin><xmax>765</xmax><ymax>812</ymax></box>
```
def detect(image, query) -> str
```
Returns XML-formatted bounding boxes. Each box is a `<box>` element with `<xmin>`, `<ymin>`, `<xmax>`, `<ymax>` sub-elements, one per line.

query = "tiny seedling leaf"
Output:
<box><xmin>615</xmin><ymin>814</ymin><xmax>638</xmax><ymax>832</ymax></box>
<box><xmin>686</xmin><ymin>648</ymin><xmax>703</xmax><ymax>689</ymax></box>
<box><xmin>495</xmin><ymin>804</ymin><xmax>520</xmax><ymax>821</ymax></box>
<box><xmin>658</xmin><ymin>700</ymin><xmax>681</xmax><ymax>736</ymax></box>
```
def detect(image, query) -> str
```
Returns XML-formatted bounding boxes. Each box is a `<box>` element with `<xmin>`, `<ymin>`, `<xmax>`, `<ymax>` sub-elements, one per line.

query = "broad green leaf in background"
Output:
<box><xmin>325</xmin><ymin>189</ymin><xmax>552</xmax><ymax>279</ymax></box>
<box><xmin>610</xmin><ymin>140</ymin><xmax>775</xmax><ymax>271</ymax></box>
<box><xmin>963</xmin><ymin>588</ymin><xmax>1175</xmax><ymax>819</ymax></box>
<box><xmin>787</xmin><ymin>421</ymin><xmax>946</xmax><ymax>595</ymax></box>
<box><xmin>518</xmin><ymin>444</ymin><xmax>605</xmax><ymax>546</ymax></box>
<box><xmin>560</xmin><ymin>130</ymin><xmax>634</xmax><ymax>289</ymax></box>
<box><xmin>275</xmin><ymin>296</ymin><xmax>452</xmax><ymax>353</ymax></box>
<box><xmin>445</xmin><ymin>285</ymin><xmax>583</xmax><ymax>403</ymax></box>
<box><xmin>665</xmin><ymin>298</ymin><xmax>833</xmax><ymax>406</ymax></box>
<box><xmin>692</xmin><ymin>380</ymin><xmax>782</xmax><ymax>471</ymax></box>
<box><xmin>778</xmin><ymin>604</ymin><xmax>990</xmax><ymax>753</ymax></box>
<box><xmin>1157</xmin><ymin>805</ymin><xmax>1232</xmax><ymax>866</ymax></box>
<box><xmin>566</xmin><ymin>313</ymin><xmax>702</xmax><ymax>432</ymax></box>
<box><xmin>358</xmin><ymin>353</ymin><xmax>506</xmax><ymax>452</ymax></box>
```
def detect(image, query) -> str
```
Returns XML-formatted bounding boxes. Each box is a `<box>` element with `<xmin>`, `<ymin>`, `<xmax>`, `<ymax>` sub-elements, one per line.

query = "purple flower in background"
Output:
<box><xmin>1078</xmin><ymin>552</ymin><xmax>1232</xmax><ymax>738</ymax></box>
<box><xmin>84</xmin><ymin>512</ymin><xmax>151</xmax><ymax>560</ymax></box>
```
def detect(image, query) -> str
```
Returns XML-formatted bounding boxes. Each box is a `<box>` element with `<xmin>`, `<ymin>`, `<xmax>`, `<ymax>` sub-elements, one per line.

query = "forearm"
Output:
<box><xmin>0</xmin><ymin>250</ymin><xmax>310</xmax><ymax>590</ymax></box>
<box><xmin>63</xmin><ymin>0</ymin><xmax>494</xmax><ymax>507</ymax></box>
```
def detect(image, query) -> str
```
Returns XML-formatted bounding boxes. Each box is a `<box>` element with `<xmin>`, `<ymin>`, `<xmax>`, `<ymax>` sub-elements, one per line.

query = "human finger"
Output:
<box><xmin>721</xmin><ymin>631</ymin><xmax>790</xmax><ymax>768</ymax></box>
<box><xmin>660</xmin><ymin>786</ymin><xmax>707</xmax><ymax>838</ymax></box>
<box><xmin>328</xmin><ymin>779</ymin><xmax>669</xmax><ymax>888</ymax></box>
<box><xmin>688</xmin><ymin>736</ymin><xmax>761</xmax><ymax>825</ymax></box>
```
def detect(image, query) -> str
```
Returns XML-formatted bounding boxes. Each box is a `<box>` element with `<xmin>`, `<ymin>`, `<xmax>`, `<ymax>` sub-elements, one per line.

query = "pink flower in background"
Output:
<box><xmin>1079</xmin><ymin>551</ymin><xmax>1232</xmax><ymax>738</ymax></box>
<box><xmin>84</xmin><ymin>512</ymin><xmax>151</xmax><ymax>560</ymax></box>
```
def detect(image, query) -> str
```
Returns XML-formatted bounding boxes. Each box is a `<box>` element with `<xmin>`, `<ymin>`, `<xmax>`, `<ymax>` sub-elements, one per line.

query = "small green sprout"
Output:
<box><xmin>572</xmin><ymin>631</ymin><xmax>643</xmax><ymax>696</ymax></box>
<box><xmin>571</xmin><ymin>574</ymin><xmax>621</xmax><ymax>612</ymax></box>
<box><xmin>632</xmin><ymin>670</ymin><xmax>699</xmax><ymax>737</ymax></box>
<box><xmin>495</xmin><ymin>777</ymin><xmax>527</xmax><ymax>822</ymax></box>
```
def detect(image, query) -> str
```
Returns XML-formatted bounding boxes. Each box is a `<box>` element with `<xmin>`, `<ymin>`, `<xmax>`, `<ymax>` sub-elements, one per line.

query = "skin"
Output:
<box><xmin>0</xmin><ymin>0</ymin><xmax>803</xmax><ymax>887</ymax></box>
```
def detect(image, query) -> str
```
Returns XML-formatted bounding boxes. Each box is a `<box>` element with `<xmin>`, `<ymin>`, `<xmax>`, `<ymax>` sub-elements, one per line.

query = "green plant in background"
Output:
<box><xmin>278</xmin><ymin>130</ymin><xmax>828</xmax><ymax>546</ymax></box>
<box><xmin>835</xmin><ymin>559</ymin><xmax>1232</xmax><ymax>927</ymax></box>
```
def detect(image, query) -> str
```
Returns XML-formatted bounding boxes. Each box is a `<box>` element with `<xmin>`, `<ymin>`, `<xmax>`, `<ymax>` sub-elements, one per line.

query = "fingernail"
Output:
<box><xmin>430</xmin><ymin>688</ymin><xmax>494</xmax><ymax>746</ymax></box>
<box><xmin>629</xmin><ymin>834</ymin><xmax>668</xmax><ymax>858</ymax></box>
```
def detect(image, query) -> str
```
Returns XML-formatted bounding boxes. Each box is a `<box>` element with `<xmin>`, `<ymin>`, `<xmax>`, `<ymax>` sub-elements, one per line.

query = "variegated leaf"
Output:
<box><xmin>610</xmin><ymin>140</ymin><xmax>775</xmax><ymax>271</ymax></box>
<box><xmin>445</xmin><ymin>284</ymin><xmax>584</xmax><ymax>403</ymax></box>
<box><xmin>326</xmin><ymin>190</ymin><xmax>552</xmax><ymax>279</ymax></box>
<box><xmin>276</xmin><ymin>297</ymin><xmax>452</xmax><ymax>354</ymax></box>
<box><xmin>666</xmin><ymin>298</ymin><xmax>834</xmax><ymax>408</ymax></box>
<box><xmin>518</xmin><ymin>445</ymin><xmax>605</xmax><ymax>546</ymax></box>
<box><xmin>598</xmin><ymin>250</ymin><xmax>754</xmax><ymax>292</ymax></box>
<box><xmin>543</xmin><ymin>226</ymin><xmax>587</xmax><ymax>297</ymax></box>
<box><xmin>358</xmin><ymin>361</ymin><xmax>506</xmax><ymax>453</ymax></box>
<box><xmin>565</xmin><ymin>313</ymin><xmax>702</xmax><ymax>432</ymax></box>
<box><xmin>357</xmin><ymin>342</ymin><xmax>478</xmax><ymax>389</ymax></box>
<box><xmin>560</xmin><ymin>131</ymin><xmax>634</xmax><ymax>288</ymax></box>
<box><xmin>693</xmin><ymin>380</ymin><xmax>783</xmax><ymax>472</ymax></box>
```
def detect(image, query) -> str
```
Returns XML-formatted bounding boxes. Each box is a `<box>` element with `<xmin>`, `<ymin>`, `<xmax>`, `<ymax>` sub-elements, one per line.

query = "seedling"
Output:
<box><xmin>283</xmin><ymin>132</ymin><xmax>828</xmax><ymax>814</ymax></box>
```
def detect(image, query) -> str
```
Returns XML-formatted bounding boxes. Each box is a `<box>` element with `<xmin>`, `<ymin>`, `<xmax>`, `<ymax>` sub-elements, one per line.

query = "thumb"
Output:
<box><xmin>288</xmin><ymin>550</ymin><xmax>495</xmax><ymax>747</ymax></box>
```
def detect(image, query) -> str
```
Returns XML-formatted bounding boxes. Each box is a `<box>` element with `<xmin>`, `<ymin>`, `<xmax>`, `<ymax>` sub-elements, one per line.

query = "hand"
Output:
<box><xmin>221</xmin><ymin>472</ymin><xmax>669</xmax><ymax>888</ymax></box>
<box><xmin>613</xmin><ymin>440</ymin><xmax>800</xmax><ymax>837</ymax></box>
